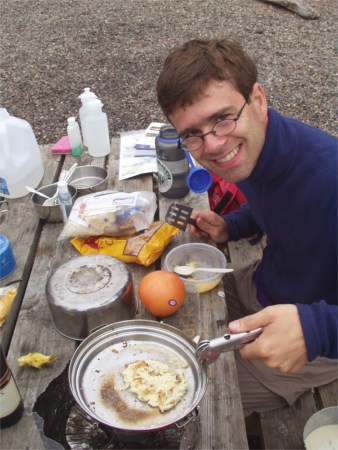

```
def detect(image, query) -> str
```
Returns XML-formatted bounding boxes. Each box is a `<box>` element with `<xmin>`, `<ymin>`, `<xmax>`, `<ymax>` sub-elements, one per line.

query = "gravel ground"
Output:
<box><xmin>0</xmin><ymin>0</ymin><xmax>336</xmax><ymax>145</ymax></box>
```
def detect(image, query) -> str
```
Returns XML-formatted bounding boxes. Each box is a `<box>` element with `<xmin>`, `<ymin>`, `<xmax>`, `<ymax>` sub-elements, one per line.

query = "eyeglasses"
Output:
<box><xmin>181</xmin><ymin>99</ymin><xmax>247</xmax><ymax>153</ymax></box>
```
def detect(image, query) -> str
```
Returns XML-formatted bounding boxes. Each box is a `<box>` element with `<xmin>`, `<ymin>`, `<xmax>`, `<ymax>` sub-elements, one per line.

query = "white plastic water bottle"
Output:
<box><xmin>0</xmin><ymin>108</ymin><xmax>44</xmax><ymax>198</ymax></box>
<box><xmin>78</xmin><ymin>87</ymin><xmax>97</xmax><ymax>147</ymax></box>
<box><xmin>67</xmin><ymin>117</ymin><xmax>84</xmax><ymax>156</ymax></box>
<box><xmin>85</xmin><ymin>99</ymin><xmax>111</xmax><ymax>157</ymax></box>
<box><xmin>57</xmin><ymin>180</ymin><xmax>72</xmax><ymax>223</ymax></box>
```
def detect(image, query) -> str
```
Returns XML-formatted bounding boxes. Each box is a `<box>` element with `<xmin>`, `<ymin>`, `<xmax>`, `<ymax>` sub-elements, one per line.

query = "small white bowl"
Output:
<box><xmin>164</xmin><ymin>243</ymin><xmax>227</xmax><ymax>293</ymax></box>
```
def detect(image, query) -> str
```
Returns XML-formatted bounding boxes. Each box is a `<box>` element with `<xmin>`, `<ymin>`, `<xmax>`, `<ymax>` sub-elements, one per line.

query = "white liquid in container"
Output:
<box><xmin>0</xmin><ymin>108</ymin><xmax>44</xmax><ymax>198</ymax></box>
<box><xmin>304</xmin><ymin>424</ymin><xmax>338</xmax><ymax>450</ymax></box>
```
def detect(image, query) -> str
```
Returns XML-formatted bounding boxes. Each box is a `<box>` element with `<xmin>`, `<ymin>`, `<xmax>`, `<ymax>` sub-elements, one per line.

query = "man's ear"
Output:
<box><xmin>251</xmin><ymin>82</ymin><xmax>268</xmax><ymax>119</ymax></box>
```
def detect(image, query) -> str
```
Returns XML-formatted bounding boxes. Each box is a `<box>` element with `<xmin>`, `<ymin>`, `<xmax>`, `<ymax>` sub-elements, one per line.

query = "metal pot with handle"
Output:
<box><xmin>68</xmin><ymin>320</ymin><xmax>262</xmax><ymax>438</ymax></box>
<box><xmin>68</xmin><ymin>320</ymin><xmax>208</xmax><ymax>436</ymax></box>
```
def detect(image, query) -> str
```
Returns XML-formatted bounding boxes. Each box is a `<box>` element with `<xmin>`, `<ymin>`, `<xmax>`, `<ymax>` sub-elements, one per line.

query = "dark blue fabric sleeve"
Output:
<box><xmin>222</xmin><ymin>203</ymin><xmax>263</xmax><ymax>241</ymax></box>
<box><xmin>297</xmin><ymin>301</ymin><xmax>338</xmax><ymax>361</ymax></box>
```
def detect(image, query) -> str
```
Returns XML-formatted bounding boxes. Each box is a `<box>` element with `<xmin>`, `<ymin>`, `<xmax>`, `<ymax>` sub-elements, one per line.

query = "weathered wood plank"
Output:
<box><xmin>316</xmin><ymin>380</ymin><xmax>338</xmax><ymax>408</ymax></box>
<box><xmin>109</xmin><ymin>137</ymin><xmax>155</xmax><ymax>321</ymax></box>
<box><xmin>260</xmin><ymin>390</ymin><xmax>317</xmax><ymax>449</ymax></box>
<box><xmin>227</xmin><ymin>236</ymin><xmax>265</xmax><ymax>267</ymax></box>
<box><xmin>0</xmin><ymin>145</ymin><xmax>63</xmax><ymax>353</ymax></box>
<box><xmin>1</xmin><ymin>146</ymin><xmax>111</xmax><ymax>449</ymax></box>
<box><xmin>159</xmin><ymin>194</ymin><xmax>249</xmax><ymax>450</ymax></box>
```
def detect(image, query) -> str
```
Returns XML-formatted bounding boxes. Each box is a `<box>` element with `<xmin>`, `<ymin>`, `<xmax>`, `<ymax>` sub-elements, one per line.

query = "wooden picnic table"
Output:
<box><xmin>0</xmin><ymin>138</ymin><xmax>252</xmax><ymax>450</ymax></box>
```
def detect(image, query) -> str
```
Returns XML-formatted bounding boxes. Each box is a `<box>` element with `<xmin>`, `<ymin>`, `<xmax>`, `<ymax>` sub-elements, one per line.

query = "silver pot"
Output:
<box><xmin>31</xmin><ymin>183</ymin><xmax>77</xmax><ymax>223</ymax></box>
<box><xmin>68</xmin><ymin>320</ymin><xmax>207</xmax><ymax>436</ymax></box>
<box><xmin>68</xmin><ymin>165</ymin><xmax>108</xmax><ymax>196</ymax></box>
<box><xmin>45</xmin><ymin>255</ymin><xmax>137</xmax><ymax>340</ymax></box>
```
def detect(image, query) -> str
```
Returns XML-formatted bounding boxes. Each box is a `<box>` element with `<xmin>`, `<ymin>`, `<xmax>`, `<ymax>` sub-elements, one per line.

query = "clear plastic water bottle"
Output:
<box><xmin>67</xmin><ymin>117</ymin><xmax>84</xmax><ymax>156</ymax></box>
<box><xmin>85</xmin><ymin>99</ymin><xmax>111</xmax><ymax>157</ymax></box>
<box><xmin>57</xmin><ymin>180</ymin><xmax>72</xmax><ymax>223</ymax></box>
<box><xmin>0</xmin><ymin>108</ymin><xmax>44</xmax><ymax>198</ymax></box>
<box><xmin>78</xmin><ymin>87</ymin><xmax>97</xmax><ymax>147</ymax></box>
<box><xmin>155</xmin><ymin>125</ymin><xmax>189</xmax><ymax>198</ymax></box>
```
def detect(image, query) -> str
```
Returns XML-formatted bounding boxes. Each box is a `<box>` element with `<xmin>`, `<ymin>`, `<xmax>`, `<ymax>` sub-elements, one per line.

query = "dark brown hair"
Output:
<box><xmin>157</xmin><ymin>38</ymin><xmax>258</xmax><ymax>116</ymax></box>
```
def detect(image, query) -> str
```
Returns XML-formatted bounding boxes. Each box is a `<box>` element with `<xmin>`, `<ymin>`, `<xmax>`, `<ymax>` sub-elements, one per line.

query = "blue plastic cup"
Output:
<box><xmin>185</xmin><ymin>151</ymin><xmax>213</xmax><ymax>194</ymax></box>
<box><xmin>0</xmin><ymin>234</ymin><xmax>16</xmax><ymax>280</ymax></box>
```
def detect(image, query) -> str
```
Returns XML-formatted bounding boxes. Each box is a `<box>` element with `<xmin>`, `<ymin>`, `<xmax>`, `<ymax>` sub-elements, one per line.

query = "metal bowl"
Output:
<box><xmin>45</xmin><ymin>255</ymin><xmax>138</xmax><ymax>340</ymax></box>
<box><xmin>68</xmin><ymin>165</ymin><xmax>108</xmax><ymax>196</ymax></box>
<box><xmin>31</xmin><ymin>183</ymin><xmax>77</xmax><ymax>223</ymax></box>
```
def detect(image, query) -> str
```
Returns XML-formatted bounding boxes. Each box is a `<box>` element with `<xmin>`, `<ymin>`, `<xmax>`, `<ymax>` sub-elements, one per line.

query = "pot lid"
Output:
<box><xmin>69</xmin><ymin>320</ymin><xmax>207</xmax><ymax>431</ymax></box>
<box><xmin>46</xmin><ymin>255</ymin><xmax>132</xmax><ymax>311</ymax></box>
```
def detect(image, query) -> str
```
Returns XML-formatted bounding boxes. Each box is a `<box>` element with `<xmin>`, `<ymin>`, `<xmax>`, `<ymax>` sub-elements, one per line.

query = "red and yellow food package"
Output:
<box><xmin>71</xmin><ymin>221</ymin><xmax>179</xmax><ymax>267</ymax></box>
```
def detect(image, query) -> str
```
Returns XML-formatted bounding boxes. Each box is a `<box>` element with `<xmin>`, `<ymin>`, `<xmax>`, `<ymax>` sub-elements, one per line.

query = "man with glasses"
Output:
<box><xmin>156</xmin><ymin>38</ymin><xmax>337</xmax><ymax>418</ymax></box>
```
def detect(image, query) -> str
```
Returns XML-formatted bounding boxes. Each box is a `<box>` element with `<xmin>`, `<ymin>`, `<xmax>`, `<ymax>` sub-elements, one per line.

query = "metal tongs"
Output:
<box><xmin>196</xmin><ymin>328</ymin><xmax>263</xmax><ymax>364</ymax></box>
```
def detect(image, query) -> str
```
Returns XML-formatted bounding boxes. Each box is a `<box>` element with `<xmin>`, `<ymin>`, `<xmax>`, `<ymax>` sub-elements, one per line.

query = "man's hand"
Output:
<box><xmin>189</xmin><ymin>209</ymin><xmax>229</xmax><ymax>243</ymax></box>
<box><xmin>228</xmin><ymin>305</ymin><xmax>308</xmax><ymax>373</ymax></box>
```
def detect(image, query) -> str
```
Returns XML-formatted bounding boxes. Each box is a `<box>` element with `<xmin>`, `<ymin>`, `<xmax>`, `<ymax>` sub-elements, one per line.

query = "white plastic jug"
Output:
<box><xmin>0</xmin><ymin>108</ymin><xmax>44</xmax><ymax>198</ymax></box>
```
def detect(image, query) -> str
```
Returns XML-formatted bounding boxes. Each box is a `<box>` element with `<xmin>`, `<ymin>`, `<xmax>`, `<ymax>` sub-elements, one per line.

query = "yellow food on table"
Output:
<box><xmin>18</xmin><ymin>352</ymin><xmax>56</xmax><ymax>369</ymax></box>
<box><xmin>0</xmin><ymin>287</ymin><xmax>17</xmax><ymax>326</ymax></box>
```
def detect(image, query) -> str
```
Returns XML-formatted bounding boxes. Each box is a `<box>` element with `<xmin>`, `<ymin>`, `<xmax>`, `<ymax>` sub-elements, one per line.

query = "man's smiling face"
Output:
<box><xmin>169</xmin><ymin>80</ymin><xmax>269</xmax><ymax>183</ymax></box>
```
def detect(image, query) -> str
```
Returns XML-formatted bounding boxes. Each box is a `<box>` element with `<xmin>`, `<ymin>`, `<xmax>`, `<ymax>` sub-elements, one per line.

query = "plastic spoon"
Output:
<box><xmin>25</xmin><ymin>186</ymin><xmax>50</xmax><ymax>200</ymax></box>
<box><xmin>61</xmin><ymin>163</ymin><xmax>78</xmax><ymax>183</ymax></box>
<box><xmin>174</xmin><ymin>265</ymin><xmax>234</xmax><ymax>276</ymax></box>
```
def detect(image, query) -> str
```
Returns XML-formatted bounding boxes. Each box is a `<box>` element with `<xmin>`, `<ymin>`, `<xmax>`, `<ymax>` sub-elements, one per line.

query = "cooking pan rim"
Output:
<box><xmin>68</xmin><ymin>319</ymin><xmax>208</xmax><ymax>432</ymax></box>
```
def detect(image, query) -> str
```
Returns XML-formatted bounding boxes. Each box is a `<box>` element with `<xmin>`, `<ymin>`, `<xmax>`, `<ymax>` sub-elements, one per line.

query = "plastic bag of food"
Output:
<box><xmin>58</xmin><ymin>190</ymin><xmax>157</xmax><ymax>240</ymax></box>
<box><xmin>71</xmin><ymin>221</ymin><xmax>180</xmax><ymax>266</ymax></box>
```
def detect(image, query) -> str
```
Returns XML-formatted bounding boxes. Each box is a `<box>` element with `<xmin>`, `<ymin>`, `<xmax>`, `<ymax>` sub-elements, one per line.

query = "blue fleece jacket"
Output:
<box><xmin>224</xmin><ymin>108</ymin><xmax>337</xmax><ymax>361</ymax></box>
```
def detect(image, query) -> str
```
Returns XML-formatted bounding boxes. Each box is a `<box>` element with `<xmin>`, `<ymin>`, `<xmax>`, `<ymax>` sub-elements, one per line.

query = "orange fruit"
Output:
<box><xmin>138</xmin><ymin>270</ymin><xmax>186</xmax><ymax>317</ymax></box>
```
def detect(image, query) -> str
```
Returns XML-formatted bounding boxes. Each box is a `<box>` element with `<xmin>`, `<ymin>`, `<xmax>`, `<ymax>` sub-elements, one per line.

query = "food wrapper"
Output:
<box><xmin>18</xmin><ymin>352</ymin><xmax>56</xmax><ymax>369</ymax></box>
<box><xmin>0</xmin><ymin>286</ymin><xmax>17</xmax><ymax>326</ymax></box>
<box><xmin>71</xmin><ymin>221</ymin><xmax>180</xmax><ymax>266</ymax></box>
<box><xmin>58</xmin><ymin>190</ymin><xmax>157</xmax><ymax>240</ymax></box>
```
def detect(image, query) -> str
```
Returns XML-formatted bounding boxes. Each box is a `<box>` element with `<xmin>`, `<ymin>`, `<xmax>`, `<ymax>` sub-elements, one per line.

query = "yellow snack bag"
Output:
<box><xmin>71</xmin><ymin>221</ymin><xmax>180</xmax><ymax>266</ymax></box>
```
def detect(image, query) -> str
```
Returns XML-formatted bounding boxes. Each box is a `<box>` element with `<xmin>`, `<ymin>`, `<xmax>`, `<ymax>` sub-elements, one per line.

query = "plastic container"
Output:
<box><xmin>57</xmin><ymin>180</ymin><xmax>73</xmax><ymax>223</ymax></box>
<box><xmin>0</xmin><ymin>108</ymin><xmax>44</xmax><ymax>198</ymax></box>
<box><xmin>85</xmin><ymin>99</ymin><xmax>111</xmax><ymax>157</ymax></box>
<box><xmin>164</xmin><ymin>243</ymin><xmax>227</xmax><ymax>293</ymax></box>
<box><xmin>303</xmin><ymin>406</ymin><xmax>338</xmax><ymax>450</ymax></box>
<box><xmin>67</xmin><ymin>117</ymin><xmax>83</xmax><ymax>156</ymax></box>
<box><xmin>155</xmin><ymin>125</ymin><xmax>189</xmax><ymax>198</ymax></box>
<box><xmin>78</xmin><ymin>87</ymin><xmax>97</xmax><ymax>147</ymax></box>
<box><xmin>0</xmin><ymin>235</ymin><xmax>16</xmax><ymax>280</ymax></box>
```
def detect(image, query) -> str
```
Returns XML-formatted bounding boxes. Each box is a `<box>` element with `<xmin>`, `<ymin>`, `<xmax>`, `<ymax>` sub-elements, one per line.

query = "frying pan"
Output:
<box><xmin>68</xmin><ymin>320</ymin><xmax>208</xmax><ymax>433</ymax></box>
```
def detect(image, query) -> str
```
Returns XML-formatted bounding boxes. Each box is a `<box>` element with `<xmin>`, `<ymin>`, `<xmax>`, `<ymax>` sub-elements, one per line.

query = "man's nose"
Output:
<box><xmin>203</xmin><ymin>132</ymin><xmax>228</xmax><ymax>153</ymax></box>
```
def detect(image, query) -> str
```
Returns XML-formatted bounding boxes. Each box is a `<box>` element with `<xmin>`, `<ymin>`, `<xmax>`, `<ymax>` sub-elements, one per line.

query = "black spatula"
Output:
<box><xmin>165</xmin><ymin>203</ymin><xmax>197</xmax><ymax>231</ymax></box>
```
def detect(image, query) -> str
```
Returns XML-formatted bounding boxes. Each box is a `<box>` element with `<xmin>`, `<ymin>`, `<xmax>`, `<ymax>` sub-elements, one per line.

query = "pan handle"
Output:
<box><xmin>196</xmin><ymin>328</ymin><xmax>263</xmax><ymax>363</ymax></box>
<box><xmin>174</xmin><ymin>406</ymin><xmax>199</xmax><ymax>429</ymax></box>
